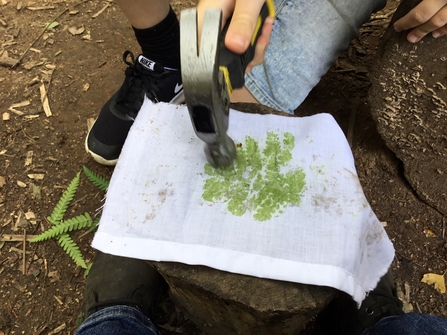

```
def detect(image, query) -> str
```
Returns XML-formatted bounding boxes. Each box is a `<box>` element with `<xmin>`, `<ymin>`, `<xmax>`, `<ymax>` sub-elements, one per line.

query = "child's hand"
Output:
<box><xmin>197</xmin><ymin>0</ymin><xmax>274</xmax><ymax>72</ymax></box>
<box><xmin>394</xmin><ymin>0</ymin><xmax>447</xmax><ymax>43</ymax></box>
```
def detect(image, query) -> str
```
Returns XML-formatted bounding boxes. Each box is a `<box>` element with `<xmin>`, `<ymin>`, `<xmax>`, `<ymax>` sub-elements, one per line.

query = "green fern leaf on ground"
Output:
<box><xmin>49</xmin><ymin>171</ymin><xmax>81</xmax><ymax>222</ymax></box>
<box><xmin>84</xmin><ymin>262</ymin><xmax>93</xmax><ymax>276</ymax></box>
<box><xmin>83</xmin><ymin>166</ymin><xmax>109</xmax><ymax>191</ymax></box>
<box><xmin>58</xmin><ymin>233</ymin><xmax>87</xmax><ymax>269</ymax></box>
<box><xmin>30</xmin><ymin>213</ymin><xmax>92</xmax><ymax>242</ymax></box>
<box><xmin>87</xmin><ymin>216</ymin><xmax>101</xmax><ymax>234</ymax></box>
<box><xmin>34</xmin><ymin>169</ymin><xmax>109</xmax><ymax>269</ymax></box>
<box><xmin>47</xmin><ymin>216</ymin><xmax>59</xmax><ymax>226</ymax></box>
<box><xmin>33</xmin><ymin>169</ymin><xmax>109</xmax><ymax>269</ymax></box>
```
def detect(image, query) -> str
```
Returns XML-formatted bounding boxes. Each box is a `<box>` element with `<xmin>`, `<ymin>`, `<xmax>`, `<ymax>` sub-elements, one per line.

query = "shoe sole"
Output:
<box><xmin>84</xmin><ymin>126</ymin><xmax>119</xmax><ymax>166</ymax></box>
<box><xmin>85</xmin><ymin>92</ymin><xmax>185</xmax><ymax>167</ymax></box>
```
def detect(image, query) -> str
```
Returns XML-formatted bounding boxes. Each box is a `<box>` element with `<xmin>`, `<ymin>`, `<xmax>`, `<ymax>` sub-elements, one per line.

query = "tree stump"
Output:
<box><xmin>152</xmin><ymin>262</ymin><xmax>336</xmax><ymax>335</ymax></box>
<box><xmin>369</xmin><ymin>0</ymin><xmax>447</xmax><ymax>215</ymax></box>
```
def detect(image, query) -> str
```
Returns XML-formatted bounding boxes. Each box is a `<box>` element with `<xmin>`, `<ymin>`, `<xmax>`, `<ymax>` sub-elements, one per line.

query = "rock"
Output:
<box><xmin>153</xmin><ymin>262</ymin><xmax>336</xmax><ymax>334</ymax></box>
<box><xmin>369</xmin><ymin>0</ymin><xmax>447</xmax><ymax>215</ymax></box>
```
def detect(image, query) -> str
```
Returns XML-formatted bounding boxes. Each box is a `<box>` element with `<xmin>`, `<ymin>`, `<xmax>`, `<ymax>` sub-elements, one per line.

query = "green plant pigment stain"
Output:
<box><xmin>202</xmin><ymin>132</ymin><xmax>306</xmax><ymax>221</ymax></box>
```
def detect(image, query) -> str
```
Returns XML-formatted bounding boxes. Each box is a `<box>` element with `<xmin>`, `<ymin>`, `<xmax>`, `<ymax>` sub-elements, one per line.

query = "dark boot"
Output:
<box><xmin>316</xmin><ymin>268</ymin><xmax>404</xmax><ymax>335</ymax></box>
<box><xmin>81</xmin><ymin>251</ymin><xmax>166</xmax><ymax>320</ymax></box>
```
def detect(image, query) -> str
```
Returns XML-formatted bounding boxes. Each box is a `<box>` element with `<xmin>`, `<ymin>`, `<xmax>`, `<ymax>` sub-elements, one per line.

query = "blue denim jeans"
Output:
<box><xmin>246</xmin><ymin>0</ymin><xmax>387</xmax><ymax>113</ymax></box>
<box><xmin>76</xmin><ymin>306</ymin><xmax>447</xmax><ymax>335</ymax></box>
<box><xmin>75</xmin><ymin>306</ymin><xmax>160</xmax><ymax>335</ymax></box>
<box><xmin>363</xmin><ymin>312</ymin><xmax>447</xmax><ymax>335</ymax></box>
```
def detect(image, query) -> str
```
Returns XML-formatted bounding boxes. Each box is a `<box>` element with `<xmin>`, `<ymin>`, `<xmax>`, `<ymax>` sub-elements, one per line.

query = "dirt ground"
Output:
<box><xmin>1</xmin><ymin>0</ymin><xmax>447</xmax><ymax>334</ymax></box>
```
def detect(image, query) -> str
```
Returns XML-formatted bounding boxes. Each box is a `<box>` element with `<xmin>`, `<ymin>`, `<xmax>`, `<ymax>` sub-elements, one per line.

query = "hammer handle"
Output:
<box><xmin>219</xmin><ymin>0</ymin><xmax>275</xmax><ymax>94</ymax></box>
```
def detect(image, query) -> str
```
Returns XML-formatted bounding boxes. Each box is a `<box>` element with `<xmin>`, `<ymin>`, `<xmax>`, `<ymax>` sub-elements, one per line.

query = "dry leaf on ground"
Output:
<box><xmin>27</xmin><ymin>173</ymin><xmax>45</xmax><ymax>180</ymax></box>
<box><xmin>17</xmin><ymin>180</ymin><xmax>27</xmax><ymax>188</ymax></box>
<box><xmin>421</xmin><ymin>273</ymin><xmax>446</xmax><ymax>294</ymax></box>
<box><xmin>68</xmin><ymin>26</ymin><xmax>85</xmax><ymax>35</ymax></box>
<box><xmin>25</xmin><ymin>211</ymin><xmax>36</xmax><ymax>225</ymax></box>
<box><xmin>396</xmin><ymin>281</ymin><xmax>414</xmax><ymax>313</ymax></box>
<box><xmin>24</xmin><ymin>150</ymin><xmax>33</xmax><ymax>166</ymax></box>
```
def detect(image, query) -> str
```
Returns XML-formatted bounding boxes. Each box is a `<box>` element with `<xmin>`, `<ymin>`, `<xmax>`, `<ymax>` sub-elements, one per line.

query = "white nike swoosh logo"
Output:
<box><xmin>174</xmin><ymin>83</ymin><xmax>183</xmax><ymax>94</ymax></box>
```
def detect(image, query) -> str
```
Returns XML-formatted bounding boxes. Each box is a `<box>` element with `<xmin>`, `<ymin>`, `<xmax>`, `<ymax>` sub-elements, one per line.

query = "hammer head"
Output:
<box><xmin>180</xmin><ymin>8</ymin><xmax>236</xmax><ymax>168</ymax></box>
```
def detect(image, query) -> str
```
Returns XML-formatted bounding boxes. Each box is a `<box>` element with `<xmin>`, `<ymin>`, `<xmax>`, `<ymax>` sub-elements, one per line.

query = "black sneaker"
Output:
<box><xmin>316</xmin><ymin>269</ymin><xmax>404</xmax><ymax>335</ymax></box>
<box><xmin>81</xmin><ymin>251</ymin><xmax>166</xmax><ymax>320</ymax></box>
<box><xmin>85</xmin><ymin>51</ymin><xmax>184</xmax><ymax>166</ymax></box>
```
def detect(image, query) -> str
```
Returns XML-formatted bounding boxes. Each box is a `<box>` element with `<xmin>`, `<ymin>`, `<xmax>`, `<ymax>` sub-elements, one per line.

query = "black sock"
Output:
<box><xmin>132</xmin><ymin>7</ymin><xmax>180</xmax><ymax>69</ymax></box>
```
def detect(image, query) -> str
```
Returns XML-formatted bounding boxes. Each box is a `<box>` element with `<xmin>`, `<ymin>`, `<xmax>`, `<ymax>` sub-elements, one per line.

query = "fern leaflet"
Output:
<box><xmin>47</xmin><ymin>216</ymin><xmax>59</xmax><ymax>226</ymax></box>
<box><xmin>58</xmin><ymin>233</ymin><xmax>87</xmax><ymax>269</ymax></box>
<box><xmin>84</xmin><ymin>262</ymin><xmax>93</xmax><ymax>276</ymax></box>
<box><xmin>86</xmin><ymin>216</ymin><xmax>101</xmax><ymax>234</ymax></box>
<box><xmin>49</xmin><ymin>171</ymin><xmax>81</xmax><ymax>222</ymax></box>
<box><xmin>30</xmin><ymin>213</ymin><xmax>92</xmax><ymax>242</ymax></box>
<box><xmin>83</xmin><ymin>166</ymin><xmax>109</xmax><ymax>191</ymax></box>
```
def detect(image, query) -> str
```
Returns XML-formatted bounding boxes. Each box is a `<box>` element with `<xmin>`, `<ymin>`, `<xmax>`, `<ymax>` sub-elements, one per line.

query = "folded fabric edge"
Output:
<box><xmin>91</xmin><ymin>231</ymin><xmax>393</xmax><ymax>305</ymax></box>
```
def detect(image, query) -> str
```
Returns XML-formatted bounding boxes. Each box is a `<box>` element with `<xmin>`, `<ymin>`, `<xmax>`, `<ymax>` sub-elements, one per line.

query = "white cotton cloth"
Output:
<box><xmin>92</xmin><ymin>99</ymin><xmax>394</xmax><ymax>305</ymax></box>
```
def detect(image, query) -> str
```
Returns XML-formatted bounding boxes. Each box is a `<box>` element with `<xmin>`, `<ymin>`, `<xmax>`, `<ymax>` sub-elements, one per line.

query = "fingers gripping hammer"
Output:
<box><xmin>180</xmin><ymin>1</ymin><xmax>275</xmax><ymax>167</ymax></box>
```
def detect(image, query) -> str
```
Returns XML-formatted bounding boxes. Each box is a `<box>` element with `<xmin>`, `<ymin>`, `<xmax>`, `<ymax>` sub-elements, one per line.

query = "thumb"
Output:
<box><xmin>196</xmin><ymin>0</ymin><xmax>234</xmax><ymax>48</ymax></box>
<box><xmin>225</xmin><ymin>0</ymin><xmax>266</xmax><ymax>54</ymax></box>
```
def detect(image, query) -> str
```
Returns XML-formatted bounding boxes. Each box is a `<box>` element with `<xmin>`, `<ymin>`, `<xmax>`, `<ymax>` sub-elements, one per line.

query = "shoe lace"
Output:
<box><xmin>115</xmin><ymin>51</ymin><xmax>167</xmax><ymax>118</ymax></box>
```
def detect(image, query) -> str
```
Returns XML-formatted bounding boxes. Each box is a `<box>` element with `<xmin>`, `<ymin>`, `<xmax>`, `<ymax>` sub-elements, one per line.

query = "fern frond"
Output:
<box><xmin>49</xmin><ymin>171</ymin><xmax>81</xmax><ymax>222</ymax></box>
<box><xmin>57</xmin><ymin>233</ymin><xmax>87</xmax><ymax>269</ymax></box>
<box><xmin>83</xmin><ymin>166</ymin><xmax>109</xmax><ymax>191</ymax></box>
<box><xmin>84</xmin><ymin>262</ymin><xmax>93</xmax><ymax>276</ymax></box>
<box><xmin>86</xmin><ymin>216</ymin><xmax>101</xmax><ymax>234</ymax></box>
<box><xmin>31</xmin><ymin>213</ymin><xmax>92</xmax><ymax>243</ymax></box>
<box><xmin>47</xmin><ymin>216</ymin><xmax>59</xmax><ymax>226</ymax></box>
